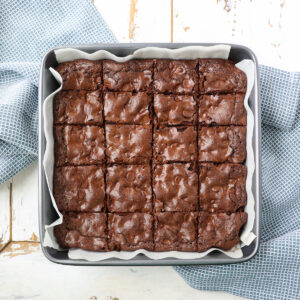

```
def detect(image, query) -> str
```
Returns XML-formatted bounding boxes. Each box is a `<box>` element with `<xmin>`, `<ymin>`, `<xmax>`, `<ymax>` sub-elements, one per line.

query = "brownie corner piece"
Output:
<box><xmin>108</xmin><ymin>213</ymin><xmax>154</xmax><ymax>251</ymax></box>
<box><xmin>154</xmin><ymin>212</ymin><xmax>197</xmax><ymax>251</ymax></box>
<box><xmin>198</xmin><ymin>212</ymin><xmax>248</xmax><ymax>252</ymax></box>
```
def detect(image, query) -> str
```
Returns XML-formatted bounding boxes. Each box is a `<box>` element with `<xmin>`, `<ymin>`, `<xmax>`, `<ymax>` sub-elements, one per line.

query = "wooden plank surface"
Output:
<box><xmin>0</xmin><ymin>180</ymin><xmax>11</xmax><ymax>250</ymax></box>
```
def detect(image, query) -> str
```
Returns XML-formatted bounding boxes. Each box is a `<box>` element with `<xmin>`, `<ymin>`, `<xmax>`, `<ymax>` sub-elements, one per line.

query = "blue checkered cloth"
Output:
<box><xmin>176</xmin><ymin>67</ymin><xmax>300</xmax><ymax>300</ymax></box>
<box><xmin>1</xmin><ymin>2</ymin><xmax>300</xmax><ymax>299</ymax></box>
<box><xmin>0</xmin><ymin>0</ymin><xmax>116</xmax><ymax>183</ymax></box>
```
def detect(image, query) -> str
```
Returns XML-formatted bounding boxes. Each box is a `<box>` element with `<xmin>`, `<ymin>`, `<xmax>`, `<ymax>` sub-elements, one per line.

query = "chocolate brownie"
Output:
<box><xmin>198</xmin><ymin>126</ymin><xmax>246</xmax><ymax>163</ymax></box>
<box><xmin>154</xmin><ymin>212</ymin><xmax>197</xmax><ymax>251</ymax></box>
<box><xmin>54</xmin><ymin>212</ymin><xmax>108</xmax><ymax>251</ymax></box>
<box><xmin>54</xmin><ymin>90</ymin><xmax>103</xmax><ymax>125</ymax></box>
<box><xmin>154</xmin><ymin>126</ymin><xmax>197</xmax><ymax>162</ymax></box>
<box><xmin>108</xmin><ymin>213</ymin><xmax>154</xmax><ymax>251</ymax></box>
<box><xmin>106</xmin><ymin>124</ymin><xmax>152</xmax><ymax>164</ymax></box>
<box><xmin>198</xmin><ymin>212</ymin><xmax>247</xmax><ymax>252</ymax></box>
<box><xmin>199</xmin><ymin>163</ymin><xmax>247</xmax><ymax>213</ymax></box>
<box><xmin>56</xmin><ymin>59</ymin><xmax>101</xmax><ymax>90</ymax></box>
<box><xmin>103</xmin><ymin>59</ymin><xmax>153</xmax><ymax>92</ymax></box>
<box><xmin>199</xmin><ymin>59</ymin><xmax>247</xmax><ymax>94</ymax></box>
<box><xmin>154</xmin><ymin>94</ymin><xmax>196</xmax><ymax>125</ymax></box>
<box><xmin>104</xmin><ymin>92</ymin><xmax>151</xmax><ymax>124</ymax></box>
<box><xmin>199</xmin><ymin>94</ymin><xmax>246</xmax><ymax>126</ymax></box>
<box><xmin>54</xmin><ymin>125</ymin><xmax>105</xmax><ymax>166</ymax></box>
<box><xmin>154</xmin><ymin>59</ymin><xmax>197</xmax><ymax>94</ymax></box>
<box><xmin>53</xmin><ymin>166</ymin><xmax>105</xmax><ymax>212</ymax></box>
<box><xmin>153</xmin><ymin>163</ymin><xmax>198</xmax><ymax>212</ymax></box>
<box><xmin>106</xmin><ymin>165</ymin><xmax>152</xmax><ymax>212</ymax></box>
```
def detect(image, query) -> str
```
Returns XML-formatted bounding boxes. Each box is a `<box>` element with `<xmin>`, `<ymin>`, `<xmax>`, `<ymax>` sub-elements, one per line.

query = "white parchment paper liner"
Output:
<box><xmin>43</xmin><ymin>45</ymin><xmax>256</xmax><ymax>261</ymax></box>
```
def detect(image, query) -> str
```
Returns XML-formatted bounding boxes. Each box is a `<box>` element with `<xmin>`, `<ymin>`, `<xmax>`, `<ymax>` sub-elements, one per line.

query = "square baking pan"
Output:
<box><xmin>38</xmin><ymin>43</ymin><xmax>261</xmax><ymax>266</ymax></box>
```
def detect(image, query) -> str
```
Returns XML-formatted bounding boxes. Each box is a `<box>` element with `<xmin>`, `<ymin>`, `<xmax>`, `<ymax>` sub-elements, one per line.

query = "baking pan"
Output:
<box><xmin>38</xmin><ymin>43</ymin><xmax>261</xmax><ymax>265</ymax></box>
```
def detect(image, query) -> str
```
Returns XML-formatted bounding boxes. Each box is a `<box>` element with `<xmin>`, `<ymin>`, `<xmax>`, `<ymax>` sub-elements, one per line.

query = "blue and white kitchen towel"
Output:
<box><xmin>0</xmin><ymin>1</ymin><xmax>299</xmax><ymax>299</ymax></box>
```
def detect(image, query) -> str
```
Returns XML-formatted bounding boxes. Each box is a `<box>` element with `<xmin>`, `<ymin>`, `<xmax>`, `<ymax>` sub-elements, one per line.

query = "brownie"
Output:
<box><xmin>198</xmin><ymin>126</ymin><xmax>246</xmax><ymax>163</ymax></box>
<box><xmin>154</xmin><ymin>126</ymin><xmax>197</xmax><ymax>162</ymax></box>
<box><xmin>104</xmin><ymin>92</ymin><xmax>151</xmax><ymax>124</ymax></box>
<box><xmin>54</xmin><ymin>125</ymin><xmax>105</xmax><ymax>166</ymax></box>
<box><xmin>199</xmin><ymin>163</ymin><xmax>247</xmax><ymax>213</ymax></box>
<box><xmin>198</xmin><ymin>212</ymin><xmax>247</xmax><ymax>252</ymax></box>
<box><xmin>154</xmin><ymin>94</ymin><xmax>196</xmax><ymax>125</ymax></box>
<box><xmin>106</xmin><ymin>165</ymin><xmax>152</xmax><ymax>212</ymax></box>
<box><xmin>154</xmin><ymin>59</ymin><xmax>197</xmax><ymax>94</ymax></box>
<box><xmin>56</xmin><ymin>59</ymin><xmax>101</xmax><ymax>90</ymax></box>
<box><xmin>53</xmin><ymin>166</ymin><xmax>105</xmax><ymax>212</ymax></box>
<box><xmin>108</xmin><ymin>213</ymin><xmax>154</xmax><ymax>251</ymax></box>
<box><xmin>199</xmin><ymin>94</ymin><xmax>246</xmax><ymax>126</ymax></box>
<box><xmin>54</xmin><ymin>212</ymin><xmax>108</xmax><ymax>251</ymax></box>
<box><xmin>199</xmin><ymin>59</ymin><xmax>247</xmax><ymax>94</ymax></box>
<box><xmin>106</xmin><ymin>124</ymin><xmax>152</xmax><ymax>164</ymax></box>
<box><xmin>103</xmin><ymin>59</ymin><xmax>153</xmax><ymax>92</ymax></box>
<box><xmin>153</xmin><ymin>163</ymin><xmax>198</xmax><ymax>212</ymax></box>
<box><xmin>54</xmin><ymin>90</ymin><xmax>103</xmax><ymax>125</ymax></box>
<box><xmin>154</xmin><ymin>212</ymin><xmax>197</xmax><ymax>251</ymax></box>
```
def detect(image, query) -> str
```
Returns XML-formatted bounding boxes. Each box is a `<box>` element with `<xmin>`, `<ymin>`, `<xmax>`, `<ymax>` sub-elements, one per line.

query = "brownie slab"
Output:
<box><xmin>54</xmin><ymin>212</ymin><xmax>107</xmax><ymax>251</ymax></box>
<box><xmin>53</xmin><ymin>166</ymin><xmax>105</xmax><ymax>212</ymax></box>
<box><xmin>199</xmin><ymin>59</ymin><xmax>247</xmax><ymax>94</ymax></box>
<box><xmin>154</xmin><ymin>126</ymin><xmax>197</xmax><ymax>162</ymax></box>
<box><xmin>199</xmin><ymin>163</ymin><xmax>247</xmax><ymax>213</ymax></box>
<box><xmin>54</xmin><ymin>90</ymin><xmax>103</xmax><ymax>125</ymax></box>
<box><xmin>154</xmin><ymin>94</ymin><xmax>196</xmax><ymax>125</ymax></box>
<box><xmin>199</xmin><ymin>94</ymin><xmax>246</xmax><ymax>126</ymax></box>
<box><xmin>106</xmin><ymin>165</ymin><xmax>152</xmax><ymax>212</ymax></box>
<box><xmin>56</xmin><ymin>59</ymin><xmax>101</xmax><ymax>90</ymax></box>
<box><xmin>198</xmin><ymin>126</ymin><xmax>246</xmax><ymax>163</ymax></box>
<box><xmin>104</xmin><ymin>92</ymin><xmax>151</xmax><ymax>124</ymax></box>
<box><xmin>198</xmin><ymin>212</ymin><xmax>247</xmax><ymax>252</ymax></box>
<box><xmin>154</xmin><ymin>59</ymin><xmax>197</xmax><ymax>94</ymax></box>
<box><xmin>154</xmin><ymin>212</ymin><xmax>197</xmax><ymax>251</ymax></box>
<box><xmin>153</xmin><ymin>163</ymin><xmax>198</xmax><ymax>212</ymax></box>
<box><xmin>54</xmin><ymin>125</ymin><xmax>105</xmax><ymax>166</ymax></box>
<box><xmin>108</xmin><ymin>213</ymin><xmax>154</xmax><ymax>251</ymax></box>
<box><xmin>103</xmin><ymin>59</ymin><xmax>153</xmax><ymax>92</ymax></box>
<box><xmin>106</xmin><ymin>124</ymin><xmax>152</xmax><ymax>164</ymax></box>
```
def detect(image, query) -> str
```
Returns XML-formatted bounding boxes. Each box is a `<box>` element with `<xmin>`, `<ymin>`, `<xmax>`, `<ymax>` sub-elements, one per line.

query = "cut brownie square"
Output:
<box><xmin>53</xmin><ymin>166</ymin><xmax>105</xmax><ymax>212</ymax></box>
<box><xmin>199</xmin><ymin>59</ymin><xmax>247</xmax><ymax>94</ymax></box>
<box><xmin>54</xmin><ymin>212</ymin><xmax>108</xmax><ymax>251</ymax></box>
<box><xmin>153</xmin><ymin>163</ymin><xmax>198</xmax><ymax>212</ymax></box>
<box><xmin>54</xmin><ymin>125</ymin><xmax>105</xmax><ymax>166</ymax></box>
<box><xmin>54</xmin><ymin>90</ymin><xmax>103</xmax><ymax>125</ymax></box>
<box><xmin>154</xmin><ymin>94</ymin><xmax>196</xmax><ymax>125</ymax></box>
<box><xmin>108</xmin><ymin>213</ymin><xmax>154</xmax><ymax>251</ymax></box>
<box><xmin>198</xmin><ymin>126</ymin><xmax>246</xmax><ymax>163</ymax></box>
<box><xmin>103</xmin><ymin>59</ymin><xmax>153</xmax><ymax>92</ymax></box>
<box><xmin>154</xmin><ymin>59</ymin><xmax>197</xmax><ymax>94</ymax></box>
<box><xmin>104</xmin><ymin>92</ymin><xmax>151</xmax><ymax>124</ymax></box>
<box><xmin>154</xmin><ymin>212</ymin><xmax>197</xmax><ymax>251</ymax></box>
<box><xmin>198</xmin><ymin>212</ymin><xmax>247</xmax><ymax>252</ymax></box>
<box><xmin>106</xmin><ymin>165</ymin><xmax>152</xmax><ymax>212</ymax></box>
<box><xmin>199</xmin><ymin>94</ymin><xmax>246</xmax><ymax>126</ymax></box>
<box><xmin>56</xmin><ymin>59</ymin><xmax>101</xmax><ymax>90</ymax></box>
<box><xmin>106</xmin><ymin>124</ymin><xmax>152</xmax><ymax>164</ymax></box>
<box><xmin>154</xmin><ymin>126</ymin><xmax>197</xmax><ymax>162</ymax></box>
<box><xmin>199</xmin><ymin>163</ymin><xmax>247</xmax><ymax>213</ymax></box>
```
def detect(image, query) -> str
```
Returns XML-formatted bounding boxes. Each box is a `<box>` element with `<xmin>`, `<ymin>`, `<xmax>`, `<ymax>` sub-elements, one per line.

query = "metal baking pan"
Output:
<box><xmin>38</xmin><ymin>43</ymin><xmax>261</xmax><ymax>265</ymax></box>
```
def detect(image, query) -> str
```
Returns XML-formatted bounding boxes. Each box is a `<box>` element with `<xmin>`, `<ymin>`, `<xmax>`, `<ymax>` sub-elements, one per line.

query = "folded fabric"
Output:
<box><xmin>0</xmin><ymin>0</ymin><xmax>116</xmax><ymax>183</ymax></box>
<box><xmin>176</xmin><ymin>66</ymin><xmax>300</xmax><ymax>300</ymax></box>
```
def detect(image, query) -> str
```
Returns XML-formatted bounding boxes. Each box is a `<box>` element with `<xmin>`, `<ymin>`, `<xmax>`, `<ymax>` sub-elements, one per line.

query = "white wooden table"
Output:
<box><xmin>1</xmin><ymin>0</ymin><xmax>299</xmax><ymax>299</ymax></box>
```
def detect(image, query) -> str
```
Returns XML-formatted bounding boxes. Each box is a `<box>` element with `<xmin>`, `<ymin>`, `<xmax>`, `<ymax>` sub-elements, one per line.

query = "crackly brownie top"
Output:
<box><xmin>103</xmin><ymin>59</ymin><xmax>153</xmax><ymax>92</ymax></box>
<box><xmin>154</xmin><ymin>59</ymin><xmax>197</xmax><ymax>94</ymax></box>
<box><xmin>154</xmin><ymin>94</ymin><xmax>196</xmax><ymax>125</ymax></box>
<box><xmin>104</xmin><ymin>92</ymin><xmax>151</xmax><ymax>124</ymax></box>
<box><xmin>199</xmin><ymin>163</ymin><xmax>247</xmax><ymax>213</ymax></box>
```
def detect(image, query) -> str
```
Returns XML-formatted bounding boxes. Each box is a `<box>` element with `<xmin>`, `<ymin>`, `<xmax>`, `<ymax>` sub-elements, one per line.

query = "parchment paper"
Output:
<box><xmin>43</xmin><ymin>45</ymin><xmax>256</xmax><ymax>261</ymax></box>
